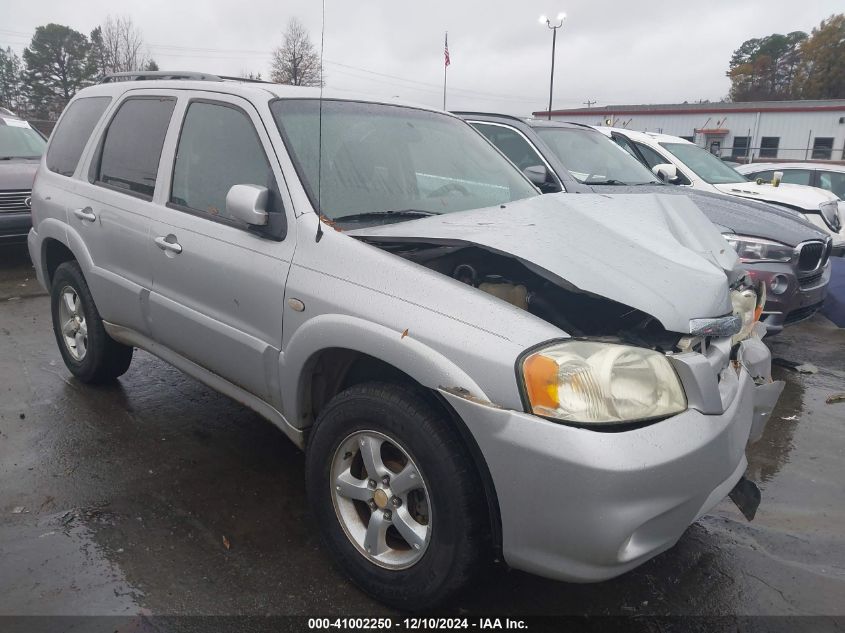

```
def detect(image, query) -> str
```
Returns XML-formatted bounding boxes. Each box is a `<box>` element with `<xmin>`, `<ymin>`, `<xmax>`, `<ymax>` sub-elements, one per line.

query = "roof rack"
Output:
<box><xmin>217</xmin><ymin>75</ymin><xmax>275</xmax><ymax>85</ymax></box>
<box><xmin>99</xmin><ymin>71</ymin><xmax>223</xmax><ymax>84</ymax></box>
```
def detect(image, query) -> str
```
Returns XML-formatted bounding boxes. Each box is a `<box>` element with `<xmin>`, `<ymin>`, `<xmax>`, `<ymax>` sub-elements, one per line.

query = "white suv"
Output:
<box><xmin>599</xmin><ymin>127</ymin><xmax>845</xmax><ymax>248</ymax></box>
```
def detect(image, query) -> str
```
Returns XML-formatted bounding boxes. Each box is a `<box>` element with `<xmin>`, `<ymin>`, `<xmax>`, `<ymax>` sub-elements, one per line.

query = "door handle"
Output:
<box><xmin>73</xmin><ymin>207</ymin><xmax>97</xmax><ymax>222</ymax></box>
<box><xmin>154</xmin><ymin>236</ymin><xmax>183</xmax><ymax>255</ymax></box>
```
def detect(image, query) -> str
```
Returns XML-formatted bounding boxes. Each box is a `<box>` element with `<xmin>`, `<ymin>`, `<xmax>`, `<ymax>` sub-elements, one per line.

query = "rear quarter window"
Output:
<box><xmin>45</xmin><ymin>97</ymin><xmax>111</xmax><ymax>177</ymax></box>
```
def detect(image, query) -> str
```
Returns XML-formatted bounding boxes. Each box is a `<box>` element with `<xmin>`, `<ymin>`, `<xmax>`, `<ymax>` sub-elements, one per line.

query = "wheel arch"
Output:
<box><xmin>37</xmin><ymin>219</ymin><xmax>95</xmax><ymax>291</ymax></box>
<box><xmin>283</xmin><ymin>315</ymin><xmax>503</xmax><ymax>557</ymax></box>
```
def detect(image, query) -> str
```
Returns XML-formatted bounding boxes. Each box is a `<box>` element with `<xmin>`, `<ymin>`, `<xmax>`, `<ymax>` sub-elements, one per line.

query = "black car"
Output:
<box><xmin>457</xmin><ymin>113</ymin><xmax>833</xmax><ymax>333</ymax></box>
<box><xmin>1</xmin><ymin>110</ymin><xmax>46</xmax><ymax>243</ymax></box>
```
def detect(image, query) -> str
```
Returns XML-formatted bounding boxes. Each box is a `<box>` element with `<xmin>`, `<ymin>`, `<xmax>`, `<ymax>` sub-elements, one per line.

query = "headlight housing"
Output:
<box><xmin>819</xmin><ymin>200</ymin><xmax>842</xmax><ymax>233</ymax></box>
<box><xmin>723</xmin><ymin>234</ymin><xmax>794</xmax><ymax>263</ymax></box>
<box><xmin>520</xmin><ymin>341</ymin><xmax>687</xmax><ymax>425</ymax></box>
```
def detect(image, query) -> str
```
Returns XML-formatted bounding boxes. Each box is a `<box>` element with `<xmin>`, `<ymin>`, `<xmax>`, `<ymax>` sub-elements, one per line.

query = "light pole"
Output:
<box><xmin>539</xmin><ymin>12</ymin><xmax>566</xmax><ymax>120</ymax></box>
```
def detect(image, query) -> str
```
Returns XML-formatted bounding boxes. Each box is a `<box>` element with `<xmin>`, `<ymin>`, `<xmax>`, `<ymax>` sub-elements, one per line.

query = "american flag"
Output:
<box><xmin>444</xmin><ymin>33</ymin><xmax>450</xmax><ymax>67</ymax></box>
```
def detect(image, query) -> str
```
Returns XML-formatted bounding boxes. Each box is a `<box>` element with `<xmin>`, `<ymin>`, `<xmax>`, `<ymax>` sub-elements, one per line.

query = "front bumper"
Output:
<box><xmin>440</xmin><ymin>337</ymin><xmax>783</xmax><ymax>583</ymax></box>
<box><xmin>0</xmin><ymin>211</ymin><xmax>31</xmax><ymax>243</ymax></box>
<box><xmin>745</xmin><ymin>261</ymin><xmax>830</xmax><ymax>333</ymax></box>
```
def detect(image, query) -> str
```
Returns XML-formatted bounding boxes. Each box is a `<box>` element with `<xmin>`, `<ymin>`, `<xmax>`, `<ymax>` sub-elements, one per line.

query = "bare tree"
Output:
<box><xmin>270</xmin><ymin>18</ymin><xmax>322</xmax><ymax>86</ymax></box>
<box><xmin>90</xmin><ymin>15</ymin><xmax>151</xmax><ymax>76</ymax></box>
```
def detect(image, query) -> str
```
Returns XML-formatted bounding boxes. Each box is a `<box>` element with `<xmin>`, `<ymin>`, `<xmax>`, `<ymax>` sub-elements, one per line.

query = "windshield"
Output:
<box><xmin>659</xmin><ymin>142</ymin><xmax>748</xmax><ymax>185</ymax></box>
<box><xmin>0</xmin><ymin>122</ymin><xmax>46</xmax><ymax>159</ymax></box>
<box><xmin>270</xmin><ymin>100</ymin><xmax>537</xmax><ymax>223</ymax></box>
<box><xmin>535</xmin><ymin>127</ymin><xmax>659</xmax><ymax>185</ymax></box>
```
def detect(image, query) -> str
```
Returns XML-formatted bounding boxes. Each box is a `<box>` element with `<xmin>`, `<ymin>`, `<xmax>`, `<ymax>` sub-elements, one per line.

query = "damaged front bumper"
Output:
<box><xmin>439</xmin><ymin>336</ymin><xmax>784</xmax><ymax>583</ymax></box>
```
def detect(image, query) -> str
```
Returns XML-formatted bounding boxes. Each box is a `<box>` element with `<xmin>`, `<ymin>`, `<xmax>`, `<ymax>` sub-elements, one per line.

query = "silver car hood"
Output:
<box><xmin>348</xmin><ymin>193</ymin><xmax>738</xmax><ymax>334</ymax></box>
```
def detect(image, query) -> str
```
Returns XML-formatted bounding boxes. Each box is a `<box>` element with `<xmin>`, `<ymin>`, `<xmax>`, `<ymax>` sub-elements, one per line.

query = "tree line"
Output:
<box><xmin>728</xmin><ymin>13</ymin><xmax>845</xmax><ymax>101</ymax></box>
<box><xmin>0</xmin><ymin>16</ymin><xmax>158</xmax><ymax>120</ymax></box>
<box><xmin>0</xmin><ymin>16</ymin><xmax>321</xmax><ymax>122</ymax></box>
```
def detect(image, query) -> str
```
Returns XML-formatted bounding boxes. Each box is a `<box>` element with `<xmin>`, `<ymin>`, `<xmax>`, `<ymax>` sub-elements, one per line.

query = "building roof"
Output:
<box><xmin>534</xmin><ymin>99</ymin><xmax>845</xmax><ymax>117</ymax></box>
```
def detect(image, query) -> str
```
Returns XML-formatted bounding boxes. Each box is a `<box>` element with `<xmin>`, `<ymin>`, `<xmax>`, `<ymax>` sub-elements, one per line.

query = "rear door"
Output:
<box><xmin>146</xmin><ymin>93</ymin><xmax>295</xmax><ymax>406</ymax></box>
<box><xmin>72</xmin><ymin>91</ymin><xmax>177</xmax><ymax>334</ymax></box>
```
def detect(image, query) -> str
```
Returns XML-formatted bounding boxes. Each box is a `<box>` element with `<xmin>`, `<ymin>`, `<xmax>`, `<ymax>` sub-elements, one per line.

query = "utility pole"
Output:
<box><xmin>583</xmin><ymin>99</ymin><xmax>596</xmax><ymax>108</ymax></box>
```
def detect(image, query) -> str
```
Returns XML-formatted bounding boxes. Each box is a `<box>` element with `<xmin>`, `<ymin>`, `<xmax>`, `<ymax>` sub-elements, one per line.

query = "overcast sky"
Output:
<box><xmin>1</xmin><ymin>0</ymin><xmax>841</xmax><ymax>115</ymax></box>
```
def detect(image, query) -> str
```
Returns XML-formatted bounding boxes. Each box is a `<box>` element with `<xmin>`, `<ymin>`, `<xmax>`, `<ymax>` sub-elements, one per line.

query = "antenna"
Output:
<box><xmin>315</xmin><ymin>0</ymin><xmax>326</xmax><ymax>242</ymax></box>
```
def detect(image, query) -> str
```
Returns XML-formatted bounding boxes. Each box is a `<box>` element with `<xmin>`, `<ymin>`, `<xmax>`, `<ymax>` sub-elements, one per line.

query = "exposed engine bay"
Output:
<box><xmin>362</xmin><ymin>239</ymin><xmax>686</xmax><ymax>351</ymax></box>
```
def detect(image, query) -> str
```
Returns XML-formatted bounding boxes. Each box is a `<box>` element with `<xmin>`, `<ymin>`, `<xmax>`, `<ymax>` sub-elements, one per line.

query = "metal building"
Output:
<box><xmin>533</xmin><ymin>100</ymin><xmax>845</xmax><ymax>163</ymax></box>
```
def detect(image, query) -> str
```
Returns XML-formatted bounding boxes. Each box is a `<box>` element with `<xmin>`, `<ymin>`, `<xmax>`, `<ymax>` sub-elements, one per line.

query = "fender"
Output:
<box><xmin>32</xmin><ymin>218</ymin><xmax>85</xmax><ymax>288</ymax></box>
<box><xmin>280</xmin><ymin>313</ymin><xmax>489</xmax><ymax>429</ymax></box>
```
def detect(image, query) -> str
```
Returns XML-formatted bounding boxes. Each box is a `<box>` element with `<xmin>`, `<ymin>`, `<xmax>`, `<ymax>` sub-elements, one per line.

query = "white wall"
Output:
<box><xmin>552</xmin><ymin>109</ymin><xmax>845</xmax><ymax>161</ymax></box>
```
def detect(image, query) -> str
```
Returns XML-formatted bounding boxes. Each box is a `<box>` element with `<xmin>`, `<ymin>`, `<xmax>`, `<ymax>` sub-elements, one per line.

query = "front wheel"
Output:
<box><xmin>306</xmin><ymin>382</ymin><xmax>488</xmax><ymax>610</ymax></box>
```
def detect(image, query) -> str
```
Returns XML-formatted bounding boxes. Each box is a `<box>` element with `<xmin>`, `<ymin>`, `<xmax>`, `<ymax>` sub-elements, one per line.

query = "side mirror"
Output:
<box><xmin>772</xmin><ymin>171</ymin><xmax>783</xmax><ymax>187</ymax></box>
<box><xmin>523</xmin><ymin>165</ymin><xmax>561</xmax><ymax>193</ymax></box>
<box><xmin>524</xmin><ymin>165</ymin><xmax>549</xmax><ymax>187</ymax></box>
<box><xmin>226</xmin><ymin>184</ymin><xmax>269</xmax><ymax>226</ymax></box>
<box><xmin>652</xmin><ymin>163</ymin><xmax>679</xmax><ymax>183</ymax></box>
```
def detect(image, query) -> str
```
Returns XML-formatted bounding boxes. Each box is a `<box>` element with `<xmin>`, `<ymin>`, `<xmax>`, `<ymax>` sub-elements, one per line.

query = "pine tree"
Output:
<box><xmin>23</xmin><ymin>24</ymin><xmax>96</xmax><ymax>118</ymax></box>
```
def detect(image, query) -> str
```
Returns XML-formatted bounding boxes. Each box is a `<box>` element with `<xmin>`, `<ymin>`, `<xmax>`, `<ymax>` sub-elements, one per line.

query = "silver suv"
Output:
<box><xmin>28</xmin><ymin>73</ymin><xmax>784</xmax><ymax>609</ymax></box>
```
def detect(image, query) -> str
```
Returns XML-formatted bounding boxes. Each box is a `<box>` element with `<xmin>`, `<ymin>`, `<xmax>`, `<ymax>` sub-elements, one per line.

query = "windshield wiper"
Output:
<box><xmin>584</xmin><ymin>179</ymin><xmax>628</xmax><ymax>185</ymax></box>
<box><xmin>332</xmin><ymin>209</ymin><xmax>441</xmax><ymax>222</ymax></box>
<box><xmin>0</xmin><ymin>156</ymin><xmax>38</xmax><ymax>160</ymax></box>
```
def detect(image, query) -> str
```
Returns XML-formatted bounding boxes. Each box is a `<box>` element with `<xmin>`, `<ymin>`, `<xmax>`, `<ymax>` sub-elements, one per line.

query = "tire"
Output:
<box><xmin>306</xmin><ymin>381</ymin><xmax>488</xmax><ymax>610</ymax></box>
<box><xmin>50</xmin><ymin>261</ymin><xmax>133</xmax><ymax>383</ymax></box>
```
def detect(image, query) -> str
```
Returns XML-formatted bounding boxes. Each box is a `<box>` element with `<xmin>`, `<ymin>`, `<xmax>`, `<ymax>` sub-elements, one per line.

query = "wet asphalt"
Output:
<box><xmin>1</xmin><ymin>243</ymin><xmax>844</xmax><ymax>621</ymax></box>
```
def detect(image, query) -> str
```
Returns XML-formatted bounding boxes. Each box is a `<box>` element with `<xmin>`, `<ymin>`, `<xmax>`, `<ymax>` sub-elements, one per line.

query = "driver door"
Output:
<box><xmin>146</xmin><ymin>93</ymin><xmax>295</xmax><ymax>406</ymax></box>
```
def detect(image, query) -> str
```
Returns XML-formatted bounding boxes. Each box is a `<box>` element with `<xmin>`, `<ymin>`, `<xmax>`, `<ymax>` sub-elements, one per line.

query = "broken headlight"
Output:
<box><xmin>521</xmin><ymin>341</ymin><xmax>687</xmax><ymax>425</ymax></box>
<box><xmin>723</xmin><ymin>235</ymin><xmax>793</xmax><ymax>264</ymax></box>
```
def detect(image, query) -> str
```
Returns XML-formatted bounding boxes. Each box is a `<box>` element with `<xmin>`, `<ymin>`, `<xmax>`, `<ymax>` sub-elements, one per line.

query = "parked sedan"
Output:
<box><xmin>0</xmin><ymin>110</ymin><xmax>46</xmax><ymax>243</ymax></box>
<box><xmin>459</xmin><ymin>113</ymin><xmax>833</xmax><ymax>333</ymax></box>
<box><xmin>598</xmin><ymin>127</ymin><xmax>845</xmax><ymax>247</ymax></box>
<box><xmin>735</xmin><ymin>162</ymin><xmax>845</xmax><ymax>199</ymax></box>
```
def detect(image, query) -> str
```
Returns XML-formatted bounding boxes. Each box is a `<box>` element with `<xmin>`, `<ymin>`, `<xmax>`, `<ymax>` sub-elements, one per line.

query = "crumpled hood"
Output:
<box><xmin>349</xmin><ymin>193</ymin><xmax>738</xmax><ymax>333</ymax></box>
<box><xmin>587</xmin><ymin>184</ymin><xmax>825</xmax><ymax>246</ymax></box>
<box><xmin>713</xmin><ymin>181</ymin><xmax>838</xmax><ymax>211</ymax></box>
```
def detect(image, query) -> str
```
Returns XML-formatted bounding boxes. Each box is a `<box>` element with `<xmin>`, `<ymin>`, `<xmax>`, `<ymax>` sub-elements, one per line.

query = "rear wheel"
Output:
<box><xmin>306</xmin><ymin>382</ymin><xmax>488</xmax><ymax>610</ymax></box>
<box><xmin>50</xmin><ymin>261</ymin><xmax>133</xmax><ymax>383</ymax></box>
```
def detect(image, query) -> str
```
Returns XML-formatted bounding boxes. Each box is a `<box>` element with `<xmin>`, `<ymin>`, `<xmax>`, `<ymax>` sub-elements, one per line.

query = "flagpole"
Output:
<box><xmin>443</xmin><ymin>31</ymin><xmax>448</xmax><ymax>110</ymax></box>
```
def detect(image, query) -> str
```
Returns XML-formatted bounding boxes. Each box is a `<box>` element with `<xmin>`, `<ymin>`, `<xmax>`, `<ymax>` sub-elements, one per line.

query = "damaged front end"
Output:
<box><xmin>355</xmin><ymin>233</ymin><xmax>782</xmax><ymax>443</ymax></box>
<box><xmin>351</xmin><ymin>194</ymin><xmax>784</xmax><ymax>521</ymax></box>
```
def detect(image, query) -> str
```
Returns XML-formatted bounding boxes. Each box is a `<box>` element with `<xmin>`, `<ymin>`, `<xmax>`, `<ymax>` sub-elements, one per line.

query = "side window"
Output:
<box><xmin>780</xmin><ymin>169</ymin><xmax>812</xmax><ymax>186</ymax></box>
<box><xmin>170</xmin><ymin>101</ymin><xmax>274</xmax><ymax>222</ymax></box>
<box><xmin>95</xmin><ymin>97</ymin><xmax>176</xmax><ymax>199</ymax></box>
<box><xmin>46</xmin><ymin>97</ymin><xmax>111</xmax><ymax>176</ymax></box>
<box><xmin>611</xmin><ymin>134</ymin><xmax>639</xmax><ymax>160</ymax></box>
<box><xmin>819</xmin><ymin>171</ymin><xmax>845</xmax><ymax>198</ymax></box>
<box><xmin>472</xmin><ymin>123</ymin><xmax>545</xmax><ymax>171</ymax></box>
<box><xmin>634</xmin><ymin>142</ymin><xmax>668</xmax><ymax>169</ymax></box>
<box><xmin>634</xmin><ymin>141</ymin><xmax>691</xmax><ymax>185</ymax></box>
<box><xmin>748</xmin><ymin>170</ymin><xmax>774</xmax><ymax>181</ymax></box>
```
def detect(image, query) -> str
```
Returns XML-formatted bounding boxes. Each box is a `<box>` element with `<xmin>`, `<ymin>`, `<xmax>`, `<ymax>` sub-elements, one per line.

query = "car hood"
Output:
<box><xmin>587</xmin><ymin>184</ymin><xmax>826</xmax><ymax>246</ymax></box>
<box><xmin>348</xmin><ymin>193</ymin><xmax>737</xmax><ymax>334</ymax></box>
<box><xmin>0</xmin><ymin>160</ymin><xmax>39</xmax><ymax>190</ymax></box>
<box><xmin>712</xmin><ymin>181</ymin><xmax>838</xmax><ymax>210</ymax></box>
